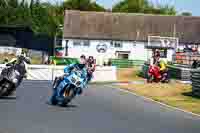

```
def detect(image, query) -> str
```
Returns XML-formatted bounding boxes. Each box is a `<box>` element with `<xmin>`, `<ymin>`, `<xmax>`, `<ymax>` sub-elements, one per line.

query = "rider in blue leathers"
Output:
<box><xmin>52</xmin><ymin>55</ymin><xmax>88</xmax><ymax>97</ymax></box>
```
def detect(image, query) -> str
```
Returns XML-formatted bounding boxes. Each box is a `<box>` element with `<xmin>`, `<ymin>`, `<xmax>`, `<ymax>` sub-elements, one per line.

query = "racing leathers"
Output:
<box><xmin>158</xmin><ymin>59</ymin><xmax>168</xmax><ymax>81</ymax></box>
<box><xmin>53</xmin><ymin>63</ymin><xmax>88</xmax><ymax>96</ymax></box>
<box><xmin>5</xmin><ymin>57</ymin><xmax>28</xmax><ymax>79</ymax></box>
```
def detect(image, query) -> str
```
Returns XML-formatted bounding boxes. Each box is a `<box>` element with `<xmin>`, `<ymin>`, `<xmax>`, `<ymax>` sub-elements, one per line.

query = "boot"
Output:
<box><xmin>53</xmin><ymin>77</ymin><xmax>62</xmax><ymax>89</ymax></box>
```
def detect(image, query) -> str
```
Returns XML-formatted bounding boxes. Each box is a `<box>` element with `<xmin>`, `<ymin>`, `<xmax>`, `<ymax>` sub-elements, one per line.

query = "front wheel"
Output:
<box><xmin>61</xmin><ymin>88</ymin><xmax>75</xmax><ymax>106</ymax></box>
<box><xmin>0</xmin><ymin>80</ymin><xmax>14</xmax><ymax>97</ymax></box>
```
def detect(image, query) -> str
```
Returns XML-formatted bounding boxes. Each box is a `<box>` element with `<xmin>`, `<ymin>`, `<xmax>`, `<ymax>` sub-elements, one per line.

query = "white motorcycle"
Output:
<box><xmin>0</xmin><ymin>56</ymin><xmax>30</xmax><ymax>97</ymax></box>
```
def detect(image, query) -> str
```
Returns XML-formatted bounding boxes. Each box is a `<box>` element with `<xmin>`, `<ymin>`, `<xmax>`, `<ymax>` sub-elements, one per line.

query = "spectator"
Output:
<box><xmin>192</xmin><ymin>60</ymin><xmax>198</xmax><ymax>69</ymax></box>
<box><xmin>86</xmin><ymin>56</ymin><xmax>96</xmax><ymax>83</ymax></box>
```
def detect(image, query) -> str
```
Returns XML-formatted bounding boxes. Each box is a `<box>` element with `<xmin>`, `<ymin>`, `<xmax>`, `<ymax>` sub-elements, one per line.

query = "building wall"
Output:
<box><xmin>65</xmin><ymin>39</ymin><xmax>148</xmax><ymax>60</ymax></box>
<box><xmin>63</xmin><ymin>39</ymin><xmax>177</xmax><ymax>65</ymax></box>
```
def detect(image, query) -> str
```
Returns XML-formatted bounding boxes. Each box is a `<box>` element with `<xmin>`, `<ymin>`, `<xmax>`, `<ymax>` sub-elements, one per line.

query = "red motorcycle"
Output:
<box><xmin>147</xmin><ymin>65</ymin><xmax>169</xmax><ymax>83</ymax></box>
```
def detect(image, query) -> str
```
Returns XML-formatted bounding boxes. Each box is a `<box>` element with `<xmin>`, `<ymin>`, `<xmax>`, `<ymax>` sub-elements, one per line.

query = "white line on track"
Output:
<box><xmin>105</xmin><ymin>85</ymin><xmax>200</xmax><ymax>119</ymax></box>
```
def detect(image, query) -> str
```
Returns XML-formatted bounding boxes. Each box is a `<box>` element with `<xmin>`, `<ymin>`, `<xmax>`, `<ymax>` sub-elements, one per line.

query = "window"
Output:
<box><xmin>116</xmin><ymin>51</ymin><xmax>130</xmax><ymax>59</ymax></box>
<box><xmin>56</xmin><ymin>39</ymin><xmax>62</xmax><ymax>47</ymax></box>
<box><xmin>73</xmin><ymin>40</ymin><xmax>90</xmax><ymax>47</ymax></box>
<box><xmin>118</xmin><ymin>54</ymin><xmax>129</xmax><ymax>59</ymax></box>
<box><xmin>111</xmin><ymin>41</ymin><xmax>123</xmax><ymax>48</ymax></box>
<box><xmin>73</xmin><ymin>40</ymin><xmax>82</xmax><ymax>47</ymax></box>
<box><xmin>159</xmin><ymin>49</ymin><xmax>167</xmax><ymax>58</ymax></box>
<box><xmin>83</xmin><ymin>40</ymin><xmax>90</xmax><ymax>47</ymax></box>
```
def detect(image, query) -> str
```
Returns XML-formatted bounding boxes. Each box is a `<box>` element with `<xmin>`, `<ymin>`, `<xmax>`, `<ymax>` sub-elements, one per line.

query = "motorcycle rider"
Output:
<box><xmin>4</xmin><ymin>52</ymin><xmax>29</xmax><ymax>78</ymax></box>
<box><xmin>156</xmin><ymin>55</ymin><xmax>169</xmax><ymax>82</ymax></box>
<box><xmin>86</xmin><ymin>56</ymin><xmax>96</xmax><ymax>83</ymax></box>
<box><xmin>52</xmin><ymin>55</ymin><xmax>88</xmax><ymax>96</ymax></box>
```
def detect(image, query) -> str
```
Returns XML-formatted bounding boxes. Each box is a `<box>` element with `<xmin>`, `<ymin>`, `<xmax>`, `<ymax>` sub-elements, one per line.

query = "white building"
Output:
<box><xmin>61</xmin><ymin>10</ymin><xmax>200</xmax><ymax>65</ymax></box>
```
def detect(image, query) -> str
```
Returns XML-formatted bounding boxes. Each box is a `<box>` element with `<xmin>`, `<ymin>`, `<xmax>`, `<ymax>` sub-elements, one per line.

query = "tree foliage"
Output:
<box><xmin>181</xmin><ymin>12</ymin><xmax>192</xmax><ymax>16</ymax></box>
<box><xmin>0</xmin><ymin>0</ymin><xmax>106</xmax><ymax>37</ymax></box>
<box><xmin>62</xmin><ymin>0</ymin><xmax>106</xmax><ymax>11</ymax></box>
<box><xmin>112</xmin><ymin>0</ymin><xmax>176</xmax><ymax>15</ymax></box>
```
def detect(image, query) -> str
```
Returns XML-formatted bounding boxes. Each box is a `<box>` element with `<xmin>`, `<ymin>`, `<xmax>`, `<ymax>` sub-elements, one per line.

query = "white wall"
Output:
<box><xmin>0</xmin><ymin>46</ymin><xmax>21</xmax><ymax>55</ymax></box>
<box><xmin>0</xmin><ymin>65</ymin><xmax>117</xmax><ymax>82</ymax></box>
<box><xmin>65</xmin><ymin>39</ymin><xmax>148</xmax><ymax>64</ymax></box>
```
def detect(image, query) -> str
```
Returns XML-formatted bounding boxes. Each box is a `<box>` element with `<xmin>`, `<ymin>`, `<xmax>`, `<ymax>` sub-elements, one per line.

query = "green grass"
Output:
<box><xmin>116</xmin><ymin>82</ymin><xmax>200</xmax><ymax>115</ymax></box>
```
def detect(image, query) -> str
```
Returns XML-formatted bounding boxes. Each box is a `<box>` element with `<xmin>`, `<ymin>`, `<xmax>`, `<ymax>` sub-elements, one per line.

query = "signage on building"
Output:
<box><xmin>147</xmin><ymin>36</ymin><xmax>179</xmax><ymax>49</ymax></box>
<box><xmin>96</xmin><ymin>43</ymin><xmax>108</xmax><ymax>53</ymax></box>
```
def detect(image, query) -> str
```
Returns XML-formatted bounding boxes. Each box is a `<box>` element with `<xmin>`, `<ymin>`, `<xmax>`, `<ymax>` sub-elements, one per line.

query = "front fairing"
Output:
<box><xmin>1</xmin><ymin>65</ymin><xmax>23</xmax><ymax>86</ymax></box>
<box><xmin>67</xmin><ymin>71</ymin><xmax>85</xmax><ymax>88</ymax></box>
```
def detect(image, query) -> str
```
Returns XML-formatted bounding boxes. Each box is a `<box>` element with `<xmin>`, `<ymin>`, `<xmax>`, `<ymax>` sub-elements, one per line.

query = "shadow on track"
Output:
<box><xmin>0</xmin><ymin>96</ymin><xmax>17</xmax><ymax>100</ymax></box>
<box><xmin>46</xmin><ymin>101</ymin><xmax>78</xmax><ymax>109</ymax></box>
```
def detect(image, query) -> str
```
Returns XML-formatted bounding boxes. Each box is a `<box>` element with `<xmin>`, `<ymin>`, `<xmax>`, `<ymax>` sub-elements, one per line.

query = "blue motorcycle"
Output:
<box><xmin>49</xmin><ymin>68</ymin><xmax>87</xmax><ymax>106</ymax></box>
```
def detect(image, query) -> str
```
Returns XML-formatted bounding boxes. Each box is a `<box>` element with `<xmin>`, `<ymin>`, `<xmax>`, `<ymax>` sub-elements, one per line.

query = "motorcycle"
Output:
<box><xmin>0</xmin><ymin>56</ymin><xmax>31</xmax><ymax>97</ymax></box>
<box><xmin>49</xmin><ymin>68</ymin><xmax>87</xmax><ymax>106</ymax></box>
<box><xmin>147</xmin><ymin>65</ymin><xmax>169</xmax><ymax>83</ymax></box>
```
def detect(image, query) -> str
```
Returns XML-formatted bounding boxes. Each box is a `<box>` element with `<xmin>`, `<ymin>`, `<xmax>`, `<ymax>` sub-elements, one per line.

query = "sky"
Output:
<box><xmin>39</xmin><ymin>0</ymin><xmax>200</xmax><ymax>16</ymax></box>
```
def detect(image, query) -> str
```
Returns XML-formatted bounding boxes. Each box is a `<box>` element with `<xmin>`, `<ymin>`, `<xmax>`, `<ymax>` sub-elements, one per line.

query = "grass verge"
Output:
<box><xmin>114</xmin><ymin>81</ymin><xmax>200</xmax><ymax>115</ymax></box>
<box><xmin>117</xmin><ymin>67</ymin><xmax>144</xmax><ymax>82</ymax></box>
<box><xmin>116</xmin><ymin>68</ymin><xmax>200</xmax><ymax>115</ymax></box>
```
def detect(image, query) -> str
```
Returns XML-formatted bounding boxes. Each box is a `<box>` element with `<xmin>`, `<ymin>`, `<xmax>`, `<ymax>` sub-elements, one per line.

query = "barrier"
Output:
<box><xmin>110</xmin><ymin>59</ymin><xmax>145</xmax><ymax>68</ymax></box>
<box><xmin>191</xmin><ymin>69</ymin><xmax>200</xmax><ymax>96</ymax></box>
<box><xmin>168</xmin><ymin>65</ymin><xmax>192</xmax><ymax>81</ymax></box>
<box><xmin>49</xmin><ymin>56</ymin><xmax>79</xmax><ymax>65</ymax></box>
<box><xmin>141</xmin><ymin>63</ymin><xmax>193</xmax><ymax>81</ymax></box>
<box><xmin>0</xmin><ymin>64</ymin><xmax>117</xmax><ymax>82</ymax></box>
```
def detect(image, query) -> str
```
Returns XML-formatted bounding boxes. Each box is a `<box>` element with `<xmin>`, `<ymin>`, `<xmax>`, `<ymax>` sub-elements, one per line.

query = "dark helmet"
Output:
<box><xmin>80</xmin><ymin>54</ymin><xmax>86</xmax><ymax>59</ymax></box>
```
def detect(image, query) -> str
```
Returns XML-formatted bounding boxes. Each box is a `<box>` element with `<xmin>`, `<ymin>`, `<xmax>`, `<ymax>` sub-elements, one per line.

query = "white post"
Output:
<box><xmin>62</xmin><ymin>40</ymin><xmax>66</xmax><ymax>56</ymax></box>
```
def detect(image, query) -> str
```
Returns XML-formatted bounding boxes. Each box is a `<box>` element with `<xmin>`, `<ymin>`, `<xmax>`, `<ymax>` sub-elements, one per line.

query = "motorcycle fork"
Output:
<box><xmin>63</xmin><ymin>84</ymin><xmax>71</xmax><ymax>97</ymax></box>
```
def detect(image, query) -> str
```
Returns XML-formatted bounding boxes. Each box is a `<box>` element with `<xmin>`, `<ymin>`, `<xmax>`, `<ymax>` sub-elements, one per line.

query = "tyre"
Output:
<box><xmin>62</xmin><ymin>88</ymin><xmax>74</xmax><ymax>105</ymax></box>
<box><xmin>0</xmin><ymin>80</ymin><xmax>10</xmax><ymax>96</ymax></box>
<box><xmin>2</xmin><ymin>86</ymin><xmax>15</xmax><ymax>96</ymax></box>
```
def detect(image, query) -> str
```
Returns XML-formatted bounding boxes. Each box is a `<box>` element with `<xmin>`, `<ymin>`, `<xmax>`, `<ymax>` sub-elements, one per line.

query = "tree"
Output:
<box><xmin>181</xmin><ymin>12</ymin><xmax>192</xmax><ymax>16</ymax></box>
<box><xmin>112</xmin><ymin>0</ymin><xmax>176</xmax><ymax>15</ymax></box>
<box><xmin>112</xmin><ymin>0</ymin><xmax>149</xmax><ymax>13</ymax></box>
<box><xmin>62</xmin><ymin>0</ymin><xmax>105</xmax><ymax>11</ymax></box>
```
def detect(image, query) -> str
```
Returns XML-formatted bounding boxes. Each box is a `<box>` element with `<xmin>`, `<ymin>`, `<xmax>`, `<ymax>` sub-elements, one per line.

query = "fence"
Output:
<box><xmin>173</xmin><ymin>52</ymin><xmax>200</xmax><ymax>65</ymax></box>
<box><xmin>110</xmin><ymin>59</ymin><xmax>145</xmax><ymax>68</ymax></box>
<box><xmin>191</xmin><ymin>69</ymin><xmax>200</xmax><ymax>96</ymax></box>
<box><xmin>49</xmin><ymin>56</ymin><xmax>79</xmax><ymax>65</ymax></box>
<box><xmin>141</xmin><ymin>62</ymin><xmax>193</xmax><ymax>81</ymax></box>
<box><xmin>168</xmin><ymin>65</ymin><xmax>192</xmax><ymax>81</ymax></box>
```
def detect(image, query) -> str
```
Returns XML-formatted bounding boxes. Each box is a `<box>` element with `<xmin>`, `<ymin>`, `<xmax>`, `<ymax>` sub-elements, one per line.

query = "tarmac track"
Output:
<box><xmin>0</xmin><ymin>80</ymin><xmax>199</xmax><ymax>133</ymax></box>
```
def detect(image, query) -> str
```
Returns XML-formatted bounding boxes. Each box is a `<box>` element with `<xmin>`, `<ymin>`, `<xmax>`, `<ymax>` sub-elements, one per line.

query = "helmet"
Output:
<box><xmin>79</xmin><ymin>55</ymin><xmax>86</xmax><ymax>64</ymax></box>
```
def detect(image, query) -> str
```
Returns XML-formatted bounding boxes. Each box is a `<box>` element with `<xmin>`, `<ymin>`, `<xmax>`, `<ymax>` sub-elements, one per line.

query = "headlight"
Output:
<box><xmin>71</xmin><ymin>77</ymin><xmax>76</xmax><ymax>83</ymax></box>
<box><xmin>76</xmin><ymin>81</ymin><xmax>81</xmax><ymax>86</ymax></box>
